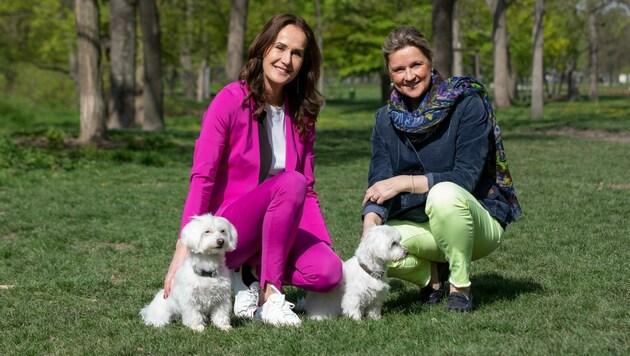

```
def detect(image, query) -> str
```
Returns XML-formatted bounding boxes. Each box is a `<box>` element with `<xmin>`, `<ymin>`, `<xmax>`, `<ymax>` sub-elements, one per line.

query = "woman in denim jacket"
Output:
<box><xmin>362</xmin><ymin>26</ymin><xmax>521</xmax><ymax>312</ymax></box>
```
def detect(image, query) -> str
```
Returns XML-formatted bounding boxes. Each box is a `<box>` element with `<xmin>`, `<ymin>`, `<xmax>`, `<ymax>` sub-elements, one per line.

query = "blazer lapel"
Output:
<box><xmin>284</xmin><ymin>107</ymin><xmax>298</xmax><ymax>172</ymax></box>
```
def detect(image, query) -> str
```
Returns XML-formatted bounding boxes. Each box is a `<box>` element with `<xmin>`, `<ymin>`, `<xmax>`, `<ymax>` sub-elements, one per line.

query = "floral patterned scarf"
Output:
<box><xmin>388</xmin><ymin>70</ymin><xmax>522</xmax><ymax>223</ymax></box>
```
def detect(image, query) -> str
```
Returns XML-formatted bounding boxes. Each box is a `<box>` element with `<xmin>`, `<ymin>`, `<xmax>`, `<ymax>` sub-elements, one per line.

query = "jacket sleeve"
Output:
<box><xmin>362</xmin><ymin>110</ymin><xmax>394</xmax><ymax>222</ymax></box>
<box><xmin>425</xmin><ymin>94</ymin><xmax>491</xmax><ymax>192</ymax></box>
<box><xmin>179</xmin><ymin>87</ymin><xmax>235</xmax><ymax>234</ymax></box>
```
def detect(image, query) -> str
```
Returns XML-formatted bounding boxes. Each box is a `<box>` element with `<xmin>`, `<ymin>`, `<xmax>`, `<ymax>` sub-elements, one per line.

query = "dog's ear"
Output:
<box><xmin>225</xmin><ymin>220</ymin><xmax>238</xmax><ymax>252</ymax></box>
<box><xmin>180</xmin><ymin>215</ymin><xmax>203</xmax><ymax>252</ymax></box>
<box><xmin>356</xmin><ymin>227</ymin><xmax>377</xmax><ymax>257</ymax></box>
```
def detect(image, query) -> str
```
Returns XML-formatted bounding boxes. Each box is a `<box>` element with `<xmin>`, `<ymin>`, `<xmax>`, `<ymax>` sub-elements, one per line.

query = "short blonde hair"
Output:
<box><xmin>382</xmin><ymin>25</ymin><xmax>434</xmax><ymax>70</ymax></box>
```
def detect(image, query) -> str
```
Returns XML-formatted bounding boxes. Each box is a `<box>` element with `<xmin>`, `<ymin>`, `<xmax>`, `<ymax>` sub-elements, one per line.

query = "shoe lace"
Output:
<box><xmin>268</xmin><ymin>294</ymin><xmax>296</xmax><ymax>316</ymax></box>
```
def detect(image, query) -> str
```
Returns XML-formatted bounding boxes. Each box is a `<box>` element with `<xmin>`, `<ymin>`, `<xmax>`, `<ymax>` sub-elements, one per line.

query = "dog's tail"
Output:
<box><xmin>140</xmin><ymin>289</ymin><xmax>173</xmax><ymax>327</ymax></box>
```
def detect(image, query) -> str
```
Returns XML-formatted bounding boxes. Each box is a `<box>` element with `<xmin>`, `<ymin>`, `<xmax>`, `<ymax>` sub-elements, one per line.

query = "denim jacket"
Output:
<box><xmin>362</xmin><ymin>93</ymin><xmax>512</xmax><ymax>227</ymax></box>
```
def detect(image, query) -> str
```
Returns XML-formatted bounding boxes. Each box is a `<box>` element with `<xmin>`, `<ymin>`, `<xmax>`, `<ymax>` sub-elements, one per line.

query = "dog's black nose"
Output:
<box><xmin>216</xmin><ymin>238</ymin><xmax>224</xmax><ymax>246</ymax></box>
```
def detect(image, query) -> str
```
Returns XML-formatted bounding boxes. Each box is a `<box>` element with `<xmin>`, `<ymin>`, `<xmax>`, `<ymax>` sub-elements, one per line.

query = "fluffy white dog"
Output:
<box><xmin>140</xmin><ymin>214</ymin><xmax>237</xmax><ymax>332</ymax></box>
<box><xmin>303</xmin><ymin>225</ymin><xmax>407</xmax><ymax>320</ymax></box>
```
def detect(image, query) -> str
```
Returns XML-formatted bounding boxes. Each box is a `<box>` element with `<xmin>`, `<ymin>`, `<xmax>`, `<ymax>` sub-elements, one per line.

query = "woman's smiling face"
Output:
<box><xmin>262</xmin><ymin>24</ymin><xmax>307</xmax><ymax>99</ymax></box>
<box><xmin>387</xmin><ymin>45</ymin><xmax>433</xmax><ymax>110</ymax></box>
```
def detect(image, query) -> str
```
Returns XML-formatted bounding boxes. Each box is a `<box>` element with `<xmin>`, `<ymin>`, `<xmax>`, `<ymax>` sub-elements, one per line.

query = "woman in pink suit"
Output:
<box><xmin>162</xmin><ymin>13</ymin><xmax>342</xmax><ymax>327</ymax></box>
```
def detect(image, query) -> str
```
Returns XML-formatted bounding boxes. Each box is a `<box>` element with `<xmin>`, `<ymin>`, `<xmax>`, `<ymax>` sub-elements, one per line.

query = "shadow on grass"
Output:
<box><xmin>325</xmin><ymin>98</ymin><xmax>382</xmax><ymax>114</ymax></box>
<box><xmin>471</xmin><ymin>272</ymin><xmax>542</xmax><ymax>307</ymax></box>
<box><xmin>315</xmin><ymin>127</ymin><xmax>373</xmax><ymax>167</ymax></box>
<box><xmin>385</xmin><ymin>272</ymin><xmax>542</xmax><ymax>313</ymax></box>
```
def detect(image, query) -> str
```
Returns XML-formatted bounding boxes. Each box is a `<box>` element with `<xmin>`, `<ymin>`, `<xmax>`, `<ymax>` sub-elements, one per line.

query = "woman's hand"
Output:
<box><xmin>163</xmin><ymin>239</ymin><xmax>190</xmax><ymax>299</ymax></box>
<box><xmin>362</xmin><ymin>175</ymin><xmax>428</xmax><ymax>206</ymax></box>
<box><xmin>362</xmin><ymin>212</ymin><xmax>383</xmax><ymax>239</ymax></box>
<box><xmin>362</xmin><ymin>175</ymin><xmax>406</xmax><ymax>205</ymax></box>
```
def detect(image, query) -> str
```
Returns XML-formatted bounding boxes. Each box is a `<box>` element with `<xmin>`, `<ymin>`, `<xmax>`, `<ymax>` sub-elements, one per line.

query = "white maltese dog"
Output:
<box><xmin>140</xmin><ymin>214</ymin><xmax>237</xmax><ymax>332</ymax></box>
<box><xmin>303</xmin><ymin>225</ymin><xmax>407</xmax><ymax>320</ymax></box>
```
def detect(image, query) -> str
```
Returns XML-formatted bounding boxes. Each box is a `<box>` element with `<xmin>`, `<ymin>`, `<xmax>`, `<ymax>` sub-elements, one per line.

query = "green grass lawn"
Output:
<box><xmin>1</xmin><ymin>91</ymin><xmax>629</xmax><ymax>354</ymax></box>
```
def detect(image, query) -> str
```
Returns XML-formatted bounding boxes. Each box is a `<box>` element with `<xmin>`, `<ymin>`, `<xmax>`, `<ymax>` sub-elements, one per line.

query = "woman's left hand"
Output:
<box><xmin>363</xmin><ymin>176</ymin><xmax>407</xmax><ymax>206</ymax></box>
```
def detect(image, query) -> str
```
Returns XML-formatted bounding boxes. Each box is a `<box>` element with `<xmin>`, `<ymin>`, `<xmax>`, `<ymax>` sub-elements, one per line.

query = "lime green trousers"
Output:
<box><xmin>387</xmin><ymin>182</ymin><xmax>505</xmax><ymax>288</ymax></box>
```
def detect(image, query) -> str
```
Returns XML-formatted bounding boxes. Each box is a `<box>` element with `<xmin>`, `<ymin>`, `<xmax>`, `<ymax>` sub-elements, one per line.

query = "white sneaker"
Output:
<box><xmin>255</xmin><ymin>285</ymin><xmax>301</xmax><ymax>327</ymax></box>
<box><xmin>231</xmin><ymin>269</ymin><xmax>260</xmax><ymax>319</ymax></box>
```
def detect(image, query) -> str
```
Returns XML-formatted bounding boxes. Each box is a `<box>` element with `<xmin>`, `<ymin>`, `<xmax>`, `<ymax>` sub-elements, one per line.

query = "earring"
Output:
<box><xmin>390</xmin><ymin>81</ymin><xmax>394</xmax><ymax>88</ymax></box>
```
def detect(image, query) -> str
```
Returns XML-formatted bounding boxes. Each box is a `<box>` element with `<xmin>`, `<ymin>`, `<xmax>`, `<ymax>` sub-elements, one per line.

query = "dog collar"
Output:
<box><xmin>193</xmin><ymin>266</ymin><xmax>221</xmax><ymax>278</ymax></box>
<box><xmin>358</xmin><ymin>260</ymin><xmax>384</xmax><ymax>280</ymax></box>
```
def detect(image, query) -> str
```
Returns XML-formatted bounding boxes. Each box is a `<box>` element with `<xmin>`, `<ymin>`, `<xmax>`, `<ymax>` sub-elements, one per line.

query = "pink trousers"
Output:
<box><xmin>220</xmin><ymin>171</ymin><xmax>342</xmax><ymax>292</ymax></box>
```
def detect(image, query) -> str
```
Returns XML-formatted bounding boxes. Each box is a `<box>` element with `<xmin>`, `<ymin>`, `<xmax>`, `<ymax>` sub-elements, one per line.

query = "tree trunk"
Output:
<box><xmin>135</xmin><ymin>55</ymin><xmax>144</xmax><ymax>122</ymax></box>
<box><xmin>180</xmin><ymin>0</ymin><xmax>195</xmax><ymax>100</ymax></box>
<box><xmin>74</xmin><ymin>0</ymin><xmax>106</xmax><ymax>144</ymax></box>
<box><xmin>108</xmin><ymin>0</ymin><xmax>136</xmax><ymax>129</ymax></box>
<box><xmin>588</xmin><ymin>1</ymin><xmax>598</xmax><ymax>102</ymax></box>
<box><xmin>197</xmin><ymin>59</ymin><xmax>210</xmax><ymax>102</ymax></box>
<box><xmin>565</xmin><ymin>57</ymin><xmax>580</xmax><ymax>101</ymax></box>
<box><xmin>452</xmin><ymin>1</ymin><xmax>463</xmax><ymax>77</ymax></box>
<box><xmin>432</xmin><ymin>0</ymin><xmax>455</xmax><ymax>78</ymax></box>
<box><xmin>197</xmin><ymin>16</ymin><xmax>210</xmax><ymax>103</ymax></box>
<box><xmin>139</xmin><ymin>0</ymin><xmax>164</xmax><ymax>131</ymax></box>
<box><xmin>180</xmin><ymin>54</ymin><xmax>195</xmax><ymax>99</ymax></box>
<box><xmin>67</xmin><ymin>38</ymin><xmax>79</xmax><ymax>100</ymax></box>
<box><xmin>531</xmin><ymin>0</ymin><xmax>544</xmax><ymax>119</ymax></box>
<box><xmin>486</xmin><ymin>0</ymin><xmax>511</xmax><ymax>109</ymax></box>
<box><xmin>509</xmin><ymin>58</ymin><xmax>517</xmax><ymax>101</ymax></box>
<box><xmin>314</xmin><ymin>0</ymin><xmax>325</xmax><ymax>95</ymax></box>
<box><xmin>225</xmin><ymin>0</ymin><xmax>248</xmax><ymax>82</ymax></box>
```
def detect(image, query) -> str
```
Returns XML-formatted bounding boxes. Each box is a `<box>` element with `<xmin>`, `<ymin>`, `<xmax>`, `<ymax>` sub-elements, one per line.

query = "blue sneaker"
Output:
<box><xmin>419</xmin><ymin>285</ymin><xmax>445</xmax><ymax>305</ymax></box>
<box><xmin>446</xmin><ymin>292</ymin><xmax>473</xmax><ymax>312</ymax></box>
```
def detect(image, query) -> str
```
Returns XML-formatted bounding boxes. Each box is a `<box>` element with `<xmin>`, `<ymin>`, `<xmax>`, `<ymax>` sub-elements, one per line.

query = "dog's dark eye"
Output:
<box><xmin>219</xmin><ymin>229</ymin><xmax>226</xmax><ymax>234</ymax></box>
<box><xmin>392</xmin><ymin>241</ymin><xmax>398</xmax><ymax>246</ymax></box>
<box><xmin>204</xmin><ymin>229</ymin><xmax>212</xmax><ymax>234</ymax></box>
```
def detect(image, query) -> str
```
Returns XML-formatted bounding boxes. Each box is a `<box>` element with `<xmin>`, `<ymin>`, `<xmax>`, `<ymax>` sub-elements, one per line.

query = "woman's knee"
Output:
<box><xmin>298</xmin><ymin>254</ymin><xmax>343</xmax><ymax>292</ymax></box>
<box><xmin>426</xmin><ymin>182</ymin><xmax>468</xmax><ymax>216</ymax></box>
<box><xmin>387</xmin><ymin>255</ymin><xmax>432</xmax><ymax>287</ymax></box>
<box><xmin>274</xmin><ymin>171</ymin><xmax>308</xmax><ymax>198</ymax></box>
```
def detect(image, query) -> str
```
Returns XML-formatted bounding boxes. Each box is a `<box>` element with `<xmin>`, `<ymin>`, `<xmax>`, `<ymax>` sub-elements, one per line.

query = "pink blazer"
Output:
<box><xmin>179</xmin><ymin>81</ymin><xmax>330</xmax><ymax>245</ymax></box>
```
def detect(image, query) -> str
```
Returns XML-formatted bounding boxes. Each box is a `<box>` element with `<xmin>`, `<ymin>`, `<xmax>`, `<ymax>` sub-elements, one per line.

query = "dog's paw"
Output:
<box><xmin>189</xmin><ymin>324</ymin><xmax>206</xmax><ymax>333</ymax></box>
<box><xmin>309</xmin><ymin>314</ymin><xmax>331</xmax><ymax>321</ymax></box>
<box><xmin>367</xmin><ymin>310</ymin><xmax>382</xmax><ymax>320</ymax></box>
<box><xmin>216</xmin><ymin>323</ymin><xmax>232</xmax><ymax>331</ymax></box>
<box><xmin>343</xmin><ymin>310</ymin><xmax>363</xmax><ymax>321</ymax></box>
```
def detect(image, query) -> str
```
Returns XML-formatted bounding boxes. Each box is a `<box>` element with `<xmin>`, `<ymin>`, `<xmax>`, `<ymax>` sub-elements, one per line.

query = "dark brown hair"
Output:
<box><xmin>382</xmin><ymin>25</ymin><xmax>434</xmax><ymax>70</ymax></box>
<box><xmin>239</xmin><ymin>13</ymin><xmax>323</xmax><ymax>137</ymax></box>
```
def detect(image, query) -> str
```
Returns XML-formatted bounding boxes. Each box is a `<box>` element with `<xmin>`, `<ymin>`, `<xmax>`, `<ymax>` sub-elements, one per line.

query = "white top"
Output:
<box><xmin>264</xmin><ymin>104</ymin><xmax>286</xmax><ymax>178</ymax></box>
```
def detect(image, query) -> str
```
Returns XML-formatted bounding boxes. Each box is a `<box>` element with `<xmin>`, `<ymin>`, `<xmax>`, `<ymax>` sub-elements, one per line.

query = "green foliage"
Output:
<box><xmin>325</xmin><ymin>0</ymin><xmax>432</xmax><ymax>78</ymax></box>
<box><xmin>508</xmin><ymin>0</ymin><xmax>537</xmax><ymax>78</ymax></box>
<box><xmin>0</xmin><ymin>63</ymin><xmax>77</xmax><ymax>109</ymax></box>
<box><xmin>1</xmin><ymin>93</ymin><xmax>630</xmax><ymax>354</ymax></box>
<box><xmin>3</xmin><ymin>0</ymin><xmax>630</xmax><ymax>109</ymax></box>
<box><xmin>159</xmin><ymin>0</ymin><xmax>232</xmax><ymax>72</ymax></box>
<box><xmin>0</xmin><ymin>0</ymin><xmax>75</xmax><ymax>78</ymax></box>
<box><xmin>455</xmin><ymin>0</ymin><xmax>494</xmax><ymax>79</ymax></box>
<box><xmin>544</xmin><ymin>1</ymin><xmax>587</xmax><ymax>73</ymax></box>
